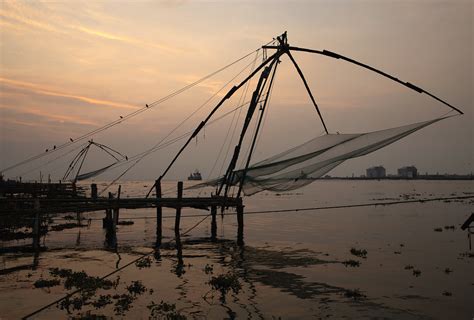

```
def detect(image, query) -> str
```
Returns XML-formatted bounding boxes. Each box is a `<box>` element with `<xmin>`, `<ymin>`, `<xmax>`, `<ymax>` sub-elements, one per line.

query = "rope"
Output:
<box><xmin>4</xmin><ymin>44</ymin><xmax>269</xmax><ymax>175</ymax></box>
<box><xmin>98</xmin><ymin>55</ymin><xmax>263</xmax><ymax>195</ymax></box>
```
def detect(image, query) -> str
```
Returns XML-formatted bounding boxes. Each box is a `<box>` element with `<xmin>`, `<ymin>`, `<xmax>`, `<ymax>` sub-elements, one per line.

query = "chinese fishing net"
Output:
<box><xmin>190</xmin><ymin>117</ymin><xmax>446</xmax><ymax>195</ymax></box>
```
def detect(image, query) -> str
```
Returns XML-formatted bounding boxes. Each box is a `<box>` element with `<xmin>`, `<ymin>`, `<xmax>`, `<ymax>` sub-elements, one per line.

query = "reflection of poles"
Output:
<box><xmin>32</xmin><ymin>198</ymin><xmax>41</xmax><ymax>269</ymax></box>
<box><xmin>211</xmin><ymin>206</ymin><xmax>217</xmax><ymax>242</ymax></box>
<box><xmin>174</xmin><ymin>233</ymin><xmax>184</xmax><ymax>277</ymax></box>
<box><xmin>155</xmin><ymin>180</ymin><xmax>162</xmax><ymax>247</ymax></box>
<box><xmin>104</xmin><ymin>192</ymin><xmax>117</xmax><ymax>249</ymax></box>
<box><xmin>237</xmin><ymin>202</ymin><xmax>244</xmax><ymax>246</ymax></box>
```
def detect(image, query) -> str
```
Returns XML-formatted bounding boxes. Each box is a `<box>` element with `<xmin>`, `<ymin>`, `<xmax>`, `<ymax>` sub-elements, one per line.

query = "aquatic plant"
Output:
<box><xmin>147</xmin><ymin>301</ymin><xmax>187</xmax><ymax>320</ymax></box>
<box><xmin>34</xmin><ymin>278</ymin><xmax>60</xmax><ymax>289</ymax></box>
<box><xmin>50</xmin><ymin>223</ymin><xmax>85</xmax><ymax>232</ymax></box>
<box><xmin>459</xmin><ymin>252</ymin><xmax>474</xmax><ymax>258</ymax></box>
<box><xmin>443</xmin><ymin>225</ymin><xmax>456</xmax><ymax>230</ymax></box>
<box><xmin>208</xmin><ymin>273</ymin><xmax>241</xmax><ymax>299</ymax></box>
<box><xmin>344</xmin><ymin>289</ymin><xmax>366</xmax><ymax>300</ymax></box>
<box><xmin>442</xmin><ymin>291</ymin><xmax>452</xmax><ymax>296</ymax></box>
<box><xmin>113</xmin><ymin>294</ymin><xmax>135</xmax><ymax>315</ymax></box>
<box><xmin>89</xmin><ymin>295</ymin><xmax>113</xmax><ymax>309</ymax></box>
<box><xmin>350</xmin><ymin>248</ymin><xmax>367</xmax><ymax>258</ymax></box>
<box><xmin>204</xmin><ymin>264</ymin><xmax>214</xmax><ymax>274</ymax></box>
<box><xmin>342</xmin><ymin>260</ymin><xmax>360</xmax><ymax>267</ymax></box>
<box><xmin>135</xmin><ymin>256</ymin><xmax>152</xmax><ymax>269</ymax></box>
<box><xmin>71</xmin><ymin>311</ymin><xmax>107</xmax><ymax>319</ymax></box>
<box><xmin>404</xmin><ymin>265</ymin><xmax>414</xmax><ymax>270</ymax></box>
<box><xmin>444</xmin><ymin>268</ymin><xmax>453</xmax><ymax>274</ymax></box>
<box><xmin>412</xmin><ymin>269</ymin><xmax>421</xmax><ymax>277</ymax></box>
<box><xmin>126</xmin><ymin>280</ymin><xmax>147</xmax><ymax>296</ymax></box>
<box><xmin>433</xmin><ymin>227</ymin><xmax>443</xmax><ymax>232</ymax></box>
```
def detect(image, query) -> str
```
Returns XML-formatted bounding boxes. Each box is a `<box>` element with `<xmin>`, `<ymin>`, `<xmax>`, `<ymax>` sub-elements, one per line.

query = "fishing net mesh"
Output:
<box><xmin>190</xmin><ymin>117</ymin><xmax>444</xmax><ymax>196</ymax></box>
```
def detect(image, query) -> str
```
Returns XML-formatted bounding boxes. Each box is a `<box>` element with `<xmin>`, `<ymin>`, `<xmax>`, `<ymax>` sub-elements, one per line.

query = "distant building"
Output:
<box><xmin>366</xmin><ymin>166</ymin><xmax>386</xmax><ymax>178</ymax></box>
<box><xmin>398</xmin><ymin>166</ymin><xmax>418</xmax><ymax>178</ymax></box>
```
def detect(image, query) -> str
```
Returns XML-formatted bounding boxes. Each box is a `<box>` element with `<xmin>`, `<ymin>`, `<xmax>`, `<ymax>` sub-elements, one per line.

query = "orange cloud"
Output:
<box><xmin>0</xmin><ymin>105</ymin><xmax>98</xmax><ymax>127</ymax></box>
<box><xmin>0</xmin><ymin>77</ymin><xmax>138</xmax><ymax>110</ymax></box>
<box><xmin>73</xmin><ymin>26</ymin><xmax>184</xmax><ymax>54</ymax></box>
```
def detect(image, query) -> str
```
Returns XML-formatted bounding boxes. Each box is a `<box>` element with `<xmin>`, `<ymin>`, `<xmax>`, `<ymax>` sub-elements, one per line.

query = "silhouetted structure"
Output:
<box><xmin>366</xmin><ymin>166</ymin><xmax>386</xmax><ymax>178</ymax></box>
<box><xmin>398</xmin><ymin>166</ymin><xmax>418</xmax><ymax>178</ymax></box>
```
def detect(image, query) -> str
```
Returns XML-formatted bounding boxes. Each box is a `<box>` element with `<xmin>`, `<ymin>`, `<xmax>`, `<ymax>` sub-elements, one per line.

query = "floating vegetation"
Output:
<box><xmin>135</xmin><ymin>257</ymin><xmax>152</xmax><ymax>269</ymax></box>
<box><xmin>459</xmin><ymin>252</ymin><xmax>474</xmax><ymax>258</ymax></box>
<box><xmin>444</xmin><ymin>268</ymin><xmax>453</xmax><ymax>274</ymax></box>
<box><xmin>147</xmin><ymin>301</ymin><xmax>187</xmax><ymax>320</ymax></box>
<box><xmin>442</xmin><ymin>291</ymin><xmax>452</xmax><ymax>296</ymax></box>
<box><xmin>394</xmin><ymin>251</ymin><xmax>401</xmax><ymax>254</ymax></box>
<box><xmin>50</xmin><ymin>223</ymin><xmax>85</xmax><ymax>232</ymax></box>
<box><xmin>412</xmin><ymin>269</ymin><xmax>421</xmax><ymax>277</ymax></box>
<box><xmin>404</xmin><ymin>265</ymin><xmax>414</xmax><ymax>270</ymax></box>
<box><xmin>344</xmin><ymin>289</ymin><xmax>366</xmax><ymax>300</ymax></box>
<box><xmin>113</xmin><ymin>294</ymin><xmax>135</xmax><ymax>315</ymax></box>
<box><xmin>443</xmin><ymin>225</ymin><xmax>456</xmax><ymax>230</ymax></box>
<box><xmin>117</xmin><ymin>221</ymin><xmax>134</xmax><ymax>226</ymax></box>
<box><xmin>91</xmin><ymin>295</ymin><xmax>113</xmax><ymax>309</ymax></box>
<box><xmin>342</xmin><ymin>260</ymin><xmax>360</xmax><ymax>267</ymax></box>
<box><xmin>204</xmin><ymin>264</ymin><xmax>214</xmax><ymax>274</ymax></box>
<box><xmin>350</xmin><ymin>248</ymin><xmax>368</xmax><ymax>258</ymax></box>
<box><xmin>126</xmin><ymin>281</ymin><xmax>147</xmax><ymax>296</ymax></box>
<box><xmin>208</xmin><ymin>273</ymin><xmax>241</xmax><ymax>300</ymax></box>
<box><xmin>71</xmin><ymin>311</ymin><xmax>107</xmax><ymax>319</ymax></box>
<box><xmin>34</xmin><ymin>278</ymin><xmax>60</xmax><ymax>288</ymax></box>
<box><xmin>433</xmin><ymin>227</ymin><xmax>443</xmax><ymax>232</ymax></box>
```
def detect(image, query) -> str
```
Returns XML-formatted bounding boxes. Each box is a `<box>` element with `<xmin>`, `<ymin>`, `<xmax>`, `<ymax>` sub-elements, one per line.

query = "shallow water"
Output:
<box><xmin>1</xmin><ymin>180</ymin><xmax>473</xmax><ymax>319</ymax></box>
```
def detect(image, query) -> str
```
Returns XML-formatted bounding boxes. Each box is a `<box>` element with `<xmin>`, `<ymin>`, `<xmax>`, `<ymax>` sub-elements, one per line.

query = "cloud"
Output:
<box><xmin>0</xmin><ymin>77</ymin><xmax>138</xmax><ymax>110</ymax></box>
<box><xmin>0</xmin><ymin>104</ymin><xmax>98</xmax><ymax>127</ymax></box>
<box><xmin>0</xmin><ymin>1</ymin><xmax>184</xmax><ymax>55</ymax></box>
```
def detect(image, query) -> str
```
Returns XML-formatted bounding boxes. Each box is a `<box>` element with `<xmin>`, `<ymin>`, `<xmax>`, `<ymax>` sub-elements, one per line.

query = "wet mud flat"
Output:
<box><xmin>0</xmin><ymin>180</ymin><xmax>473</xmax><ymax>319</ymax></box>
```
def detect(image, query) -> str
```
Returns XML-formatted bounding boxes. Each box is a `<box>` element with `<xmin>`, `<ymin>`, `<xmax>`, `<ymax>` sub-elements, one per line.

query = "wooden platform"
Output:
<box><xmin>0</xmin><ymin>195</ymin><xmax>242</xmax><ymax>215</ymax></box>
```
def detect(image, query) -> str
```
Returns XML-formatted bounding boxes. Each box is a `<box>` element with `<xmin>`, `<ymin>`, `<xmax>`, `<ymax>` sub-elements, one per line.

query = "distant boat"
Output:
<box><xmin>188</xmin><ymin>170</ymin><xmax>202</xmax><ymax>181</ymax></box>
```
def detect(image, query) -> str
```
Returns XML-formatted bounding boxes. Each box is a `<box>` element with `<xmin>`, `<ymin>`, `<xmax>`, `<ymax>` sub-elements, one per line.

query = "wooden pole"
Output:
<box><xmin>91</xmin><ymin>183</ymin><xmax>98</xmax><ymax>200</ymax></box>
<box><xmin>103</xmin><ymin>192</ymin><xmax>113</xmax><ymax>229</ymax></box>
<box><xmin>155</xmin><ymin>179</ymin><xmax>162</xmax><ymax>246</ymax></box>
<box><xmin>211</xmin><ymin>205</ymin><xmax>217</xmax><ymax>241</ymax></box>
<box><xmin>114</xmin><ymin>185</ymin><xmax>121</xmax><ymax>225</ymax></box>
<box><xmin>175</xmin><ymin>181</ymin><xmax>183</xmax><ymax>236</ymax></box>
<box><xmin>237</xmin><ymin>203</ymin><xmax>244</xmax><ymax>246</ymax></box>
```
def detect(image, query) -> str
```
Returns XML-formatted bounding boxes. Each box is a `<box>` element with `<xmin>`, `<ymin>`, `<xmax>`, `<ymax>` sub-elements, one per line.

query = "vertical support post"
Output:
<box><xmin>91</xmin><ymin>183</ymin><xmax>98</xmax><ymax>200</ymax></box>
<box><xmin>211</xmin><ymin>205</ymin><xmax>217</xmax><ymax>241</ymax></box>
<box><xmin>103</xmin><ymin>192</ymin><xmax>113</xmax><ymax>228</ymax></box>
<box><xmin>237</xmin><ymin>203</ymin><xmax>244</xmax><ymax>246</ymax></box>
<box><xmin>72</xmin><ymin>182</ymin><xmax>77</xmax><ymax>197</ymax></box>
<box><xmin>114</xmin><ymin>185</ymin><xmax>121</xmax><ymax>225</ymax></box>
<box><xmin>155</xmin><ymin>179</ymin><xmax>162</xmax><ymax>246</ymax></box>
<box><xmin>175</xmin><ymin>181</ymin><xmax>183</xmax><ymax>236</ymax></box>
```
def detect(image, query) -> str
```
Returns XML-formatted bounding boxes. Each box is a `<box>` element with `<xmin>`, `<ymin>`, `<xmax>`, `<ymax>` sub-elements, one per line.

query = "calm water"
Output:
<box><xmin>1</xmin><ymin>180</ymin><xmax>473</xmax><ymax>319</ymax></box>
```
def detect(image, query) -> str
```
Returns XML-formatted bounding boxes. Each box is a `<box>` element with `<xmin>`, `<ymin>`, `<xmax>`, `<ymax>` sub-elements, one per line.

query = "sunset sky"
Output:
<box><xmin>0</xmin><ymin>1</ymin><xmax>472</xmax><ymax>182</ymax></box>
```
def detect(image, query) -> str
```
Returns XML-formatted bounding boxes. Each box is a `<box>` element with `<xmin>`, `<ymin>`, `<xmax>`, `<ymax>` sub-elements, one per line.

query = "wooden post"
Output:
<box><xmin>175</xmin><ymin>181</ymin><xmax>183</xmax><ymax>236</ymax></box>
<box><xmin>237</xmin><ymin>203</ymin><xmax>244</xmax><ymax>246</ymax></box>
<box><xmin>114</xmin><ymin>185</ymin><xmax>121</xmax><ymax>225</ymax></box>
<box><xmin>211</xmin><ymin>205</ymin><xmax>217</xmax><ymax>241</ymax></box>
<box><xmin>72</xmin><ymin>182</ymin><xmax>77</xmax><ymax>197</ymax></box>
<box><xmin>155</xmin><ymin>179</ymin><xmax>162</xmax><ymax>246</ymax></box>
<box><xmin>103</xmin><ymin>192</ymin><xmax>113</xmax><ymax>228</ymax></box>
<box><xmin>91</xmin><ymin>183</ymin><xmax>98</xmax><ymax>200</ymax></box>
